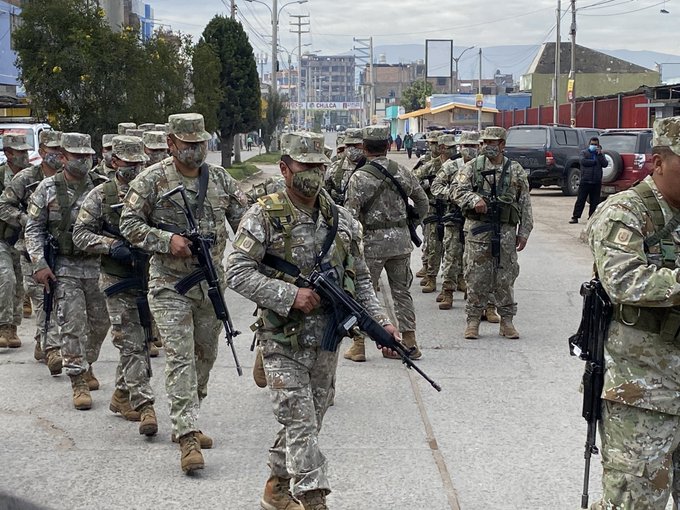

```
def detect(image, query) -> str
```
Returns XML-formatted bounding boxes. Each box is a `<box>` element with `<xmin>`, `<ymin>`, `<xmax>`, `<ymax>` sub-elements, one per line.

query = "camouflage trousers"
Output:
<box><xmin>0</xmin><ymin>241</ymin><xmax>23</xmax><ymax>326</ymax></box>
<box><xmin>262</xmin><ymin>338</ymin><xmax>338</xmax><ymax>497</ymax></box>
<box><xmin>148</xmin><ymin>283</ymin><xmax>221</xmax><ymax>438</ymax></box>
<box><xmin>424</xmin><ymin>223</ymin><xmax>444</xmax><ymax>278</ymax></box>
<box><xmin>440</xmin><ymin>225</ymin><xmax>465</xmax><ymax>290</ymax></box>
<box><xmin>463</xmin><ymin>234</ymin><xmax>519</xmax><ymax>319</ymax></box>
<box><xmin>101</xmin><ymin>274</ymin><xmax>154</xmax><ymax>411</ymax></box>
<box><xmin>366</xmin><ymin>254</ymin><xmax>416</xmax><ymax>332</ymax></box>
<box><xmin>55</xmin><ymin>276</ymin><xmax>110</xmax><ymax>376</ymax></box>
<box><xmin>20</xmin><ymin>253</ymin><xmax>58</xmax><ymax>348</ymax></box>
<box><xmin>591</xmin><ymin>400</ymin><xmax>680</xmax><ymax>510</ymax></box>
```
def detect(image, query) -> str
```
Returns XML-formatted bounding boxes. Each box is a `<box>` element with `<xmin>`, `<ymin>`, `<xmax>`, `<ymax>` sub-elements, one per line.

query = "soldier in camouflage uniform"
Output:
<box><xmin>344</xmin><ymin>125</ymin><xmax>428</xmax><ymax>360</ymax></box>
<box><xmin>73</xmin><ymin>135</ymin><xmax>158</xmax><ymax>436</ymax></box>
<box><xmin>586</xmin><ymin>116</ymin><xmax>680</xmax><ymax>510</ymax></box>
<box><xmin>94</xmin><ymin>134</ymin><xmax>116</xmax><ymax>179</ymax></box>
<box><xmin>117</xmin><ymin>122</ymin><xmax>136</xmax><ymax>135</ymax></box>
<box><xmin>0</xmin><ymin>130</ymin><xmax>63</xmax><ymax>363</ymax></box>
<box><xmin>142</xmin><ymin>131</ymin><xmax>169</xmax><ymax>167</ymax></box>
<box><xmin>431</xmin><ymin>132</ymin><xmax>479</xmax><ymax>310</ymax></box>
<box><xmin>324</xmin><ymin>128</ymin><xmax>365</xmax><ymax>206</ymax></box>
<box><xmin>119</xmin><ymin>113</ymin><xmax>247</xmax><ymax>474</ymax></box>
<box><xmin>226</xmin><ymin>131</ymin><xmax>396</xmax><ymax>510</ymax></box>
<box><xmin>329</xmin><ymin>133</ymin><xmax>345</xmax><ymax>163</ymax></box>
<box><xmin>454</xmin><ymin>126</ymin><xmax>533</xmax><ymax>340</ymax></box>
<box><xmin>414</xmin><ymin>130</ymin><xmax>442</xmax><ymax>282</ymax></box>
<box><xmin>0</xmin><ymin>133</ymin><xmax>31</xmax><ymax>349</ymax></box>
<box><xmin>25</xmin><ymin>133</ymin><xmax>111</xmax><ymax>409</ymax></box>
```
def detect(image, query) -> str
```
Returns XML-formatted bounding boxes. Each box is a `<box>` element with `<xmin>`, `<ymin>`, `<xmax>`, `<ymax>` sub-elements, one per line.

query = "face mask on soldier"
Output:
<box><xmin>146</xmin><ymin>150</ymin><xmax>167</xmax><ymax>166</ymax></box>
<box><xmin>103</xmin><ymin>150</ymin><xmax>113</xmax><ymax>166</ymax></box>
<box><xmin>43</xmin><ymin>152</ymin><xmax>64</xmax><ymax>171</ymax></box>
<box><xmin>430</xmin><ymin>144</ymin><xmax>440</xmax><ymax>157</ymax></box>
<box><xmin>116</xmin><ymin>163</ymin><xmax>143</xmax><ymax>183</ymax></box>
<box><xmin>173</xmin><ymin>142</ymin><xmax>207</xmax><ymax>169</ymax></box>
<box><xmin>65</xmin><ymin>156</ymin><xmax>92</xmax><ymax>178</ymax></box>
<box><xmin>8</xmin><ymin>152</ymin><xmax>29</xmax><ymax>169</ymax></box>
<box><xmin>460</xmin><ymin>147</ymin><xmax>478</xmax><ymax>161</ymax></box>
<box><xmin>291</xmin><ymin>166</ymin><xmax>324</xmax><ymax>198</ymax></box>
<box><xmin>346</xmin><ymin>146</ymin><xmax>364</xmax><ymax>163</ymax></box>
<box><xmin>481</xmin><ymin>144</ymin><xmax>501</xmax><ymax>159</ymax></box>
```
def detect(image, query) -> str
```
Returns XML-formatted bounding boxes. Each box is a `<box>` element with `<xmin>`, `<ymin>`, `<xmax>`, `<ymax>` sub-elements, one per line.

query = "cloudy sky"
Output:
<box><xmin>155</xmin><ymin>0</ymin><xmax>678</xmax><ymax>70</ymax></box>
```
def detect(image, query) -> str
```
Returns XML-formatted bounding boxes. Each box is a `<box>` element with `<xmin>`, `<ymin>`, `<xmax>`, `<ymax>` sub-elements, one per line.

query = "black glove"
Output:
<box><xmin>109</xmin><ymin>240</ymin><xmax>133</xmax><ymax>264</ymax></box>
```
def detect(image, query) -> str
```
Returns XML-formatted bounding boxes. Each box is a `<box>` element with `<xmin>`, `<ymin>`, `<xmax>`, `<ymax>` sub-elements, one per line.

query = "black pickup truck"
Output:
<box><xmin>504</xmin><ymin>125</ymin><xmax>601</xmax><ymax>195</ymax></box>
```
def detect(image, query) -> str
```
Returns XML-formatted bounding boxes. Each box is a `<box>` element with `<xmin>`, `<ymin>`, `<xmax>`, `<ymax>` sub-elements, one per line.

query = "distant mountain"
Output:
<box><xmin>373</xmin><ymin>44</ymin><xmax>680</xmax><ymax>82</ymax></box>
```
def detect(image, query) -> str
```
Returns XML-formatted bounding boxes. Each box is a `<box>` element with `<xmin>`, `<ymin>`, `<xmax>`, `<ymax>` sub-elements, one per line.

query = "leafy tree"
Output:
<box><xmin>400</xmin><ymin>80</ymin><xmax>434</xmax><ymax>113</ymax></box>
<box><xmin>191</xmin><ymin>40</ymin><xmax>221</xmax><ymax>134</ymax></box>
<box><xmin>260</xmin><ymin>91</ymin><xmax>289</xmax><ymax>153</ymax></box>
<box><xmin>194</xmin><ymin>16</ymin><xmax>260</xmax><ymax>168</ymax></box>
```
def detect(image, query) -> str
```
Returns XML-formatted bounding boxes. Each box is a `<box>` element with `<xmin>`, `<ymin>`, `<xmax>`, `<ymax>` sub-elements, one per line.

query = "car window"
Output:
<box><xmin>565</xmin><ymin>130</ymin><xmax>578</xmax><ymax>146</ymax></box>
<box><xmin>505</xmin><ymin>128</ymin><xmax>548</xmax><ymax>146</ymax></box>
<box><xmin>640</xmin><ymin>134</ymin><xmax>653</xmax><ymax>153</ymax></box>
<box><xmin>599</xmin><ymin>134</ymin><xmax>639</xmax><ymax>153</ymax></box>
<box><xmin>554</xmin><ymin>130</ymin><xmax>567</xmax><ymax>145</ymax></box>
<box><xmin>0</xmin><ymin>128</ymin><xmax>35</xmax><ymax>151</ymax></box>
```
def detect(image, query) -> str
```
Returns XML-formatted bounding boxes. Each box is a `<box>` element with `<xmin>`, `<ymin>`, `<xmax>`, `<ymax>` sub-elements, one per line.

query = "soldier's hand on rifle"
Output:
<box><xmin>378</xmin><ymin>324</ymin><xmax>401</xmax><ymax>358</ymax></box>
<box><xmin>474</xmin><ymin>198</ymin><xmax>488</xmax><ymax>214</ymax></box>
<box><xmin>34</xmin><ymin>267</ymin><xmax>57</xmax><ymax>291</ymax></box>
<box><xmin>292</xmin><ymin>288</ymin><xmax>320</xmax><ymax>313</ymax></box>
<box><xmin>110</xmin><ymin>240</ymin><xmax>133</xmax><ymax>264</ymax></box>
<box><xmin>170</xmin><ymin>234</ymin><xmax>193</xmax><ymax>258</ymax></box>
<box><xmin>516</xmin><ymin>236</ymin><xmax>528</xmax><ymax>252</ymax></box>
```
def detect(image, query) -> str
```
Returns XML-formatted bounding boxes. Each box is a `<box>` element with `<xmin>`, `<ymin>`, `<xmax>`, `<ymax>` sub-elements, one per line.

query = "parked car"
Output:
<box><xmin>598</xmin><ymin>128</ymin><xmax>653</xmax><ymax>196</ymax></box>
<box><xmin>504</xmin><ymin>125</ymin><xmax>601</xmax><ymax>195</ymax></box>
<box><xmin>413</xmin><ymin>132</ymin><xmax>428</xmax><ymax>157</ymax></box>
<box><xmin>0</xmin><ymin>119</ymin><xmax>52</xmax><ymax>166</ymax></box>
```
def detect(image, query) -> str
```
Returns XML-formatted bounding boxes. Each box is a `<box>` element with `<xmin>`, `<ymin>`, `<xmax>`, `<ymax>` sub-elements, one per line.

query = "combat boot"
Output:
<box><xmin>421</xmin><ymin>277</ymin><xmax>436</xmax><ymax>293</ymax></box>
<box><xmin>69</xmin><ymin>374</ymin><xmax>92</xmax><ymax>410</ymax></box>
<box><xmin>438</xmin><ymin>290</ymin><xmax>453</xmax><ymax>310</ymax></box>
<box><xmin>415</xmin><ymin>264</ymin><xmax>428</xmax><ymax>278</ymax></box>
<box><xmin>83</xmin><ymin>365</ymin><xmax>99</xmax><ymax>391</ymax></box>
<box><xmin>253</xmin><ymin>349</ymin><xmax>267</xmax><ymax>388</ymax></box>
<box><xmin>456</xmin><ymin>274</ymin><xmax>467</xmax><ymax>293</ymax></box>
<box><xmin>149</xmin><ymin>342</ymin><xmax>159</xmax><ymax>357</ymax></box>
<box><xmin>7</xmin><ymin>325</ymin><xmax>21</xmax><ymax>348</ymax></box>
<box><xmin>138</xmin><ymin>404</ymin><xmax>158</xmax><ymax>436</ymax></box>
<box><xmin>0</xmin><ymin>324</ymin><xmax>8</xmax><ymax>348</ymax></box>
<box><xmin>172</xmin><ymin>430</ymin><xmax>213</xmax><ymax>449</ymax></box>
<box><xmin>343</xmin><ymin>337</ymin><xmax>366</xmax><ymax>362</ymax></box>
<box><xmin>464</xmin><ymin>319</ymin><xmax>480</xmax><ymax>339</ymax></box>
<box><xmin>45</xmin><ymin>349</ymin><xmax>63</xmax><ymax>375</ymax></box>
<box><xmin>23</xmin><ymin>296</ymin><xmax>32</xmax><ymax>318</ymax></box>
<box><xmin>297</xmin><ymin>489</ymin><xmax>328</xmax><ymax>510</ymax></box>
<box><xmin>34</xmin><ymin>341</ymin><xmax>44</xmax><ymax>361</ymax></box>
<box><xmin>179</xmin><ymin>432</ymin><xmax>204</xmax><ymax>473</ymax></box>
<box><xmin>500</xmin><ymin>317</ymin><xmax>520</xmax><ymax>339</ymax></box>
<box><xmin>402</xmin><ymin>330</ymin><xmax>421</xmax><ymax>360</ymax></box>
<box><xmin>483</xmin><ymin>305</ymin><xmax>501</xmax><ymax>323</ymax></box>
<box><xmin>260</xmin><ymin>475</ymin><xmax>304</xmax><ymax>510</ymax></box>
<box><xmin>109</xmin><ymin>389</ymin><xmax>141</xmax><ymax>421</ymax></box>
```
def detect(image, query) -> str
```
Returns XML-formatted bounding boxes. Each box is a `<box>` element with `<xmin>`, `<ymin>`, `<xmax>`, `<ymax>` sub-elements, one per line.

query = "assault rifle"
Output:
<box><xmin>568</xmin><ymin>278</ymin><xmax>613</xmax><ymax>509</ymax></box>
<box><xmin>161</xmin><ymin>185</ymin><xmax>242</xmax><ymax>376</ymax></box>
<box><xmin>469</xmin><ymin>169</ymin><xmax>501</xmax><ymax>268</ymax></box>
<box><xmin>42</xmin><ymin>234</ymin><xmax>59</xmax><ymax>347</ymax></box>
<box><xmin>423</xmin><ymin>200</ymin><xmax>447</xmax><ymax>243</ymax></box>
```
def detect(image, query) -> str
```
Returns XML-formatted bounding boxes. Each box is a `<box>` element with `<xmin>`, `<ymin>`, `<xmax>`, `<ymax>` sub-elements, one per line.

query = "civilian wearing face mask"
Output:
<box><xmin>142</xmin><ymin>130</ymin><xmax>170</xmax><ymax>167</ymax></box>
<box><xmin>24</xmin><ymin>132</ymin><xmax>110</xmax><ymax>410</ymax></box>
<box><xmin>569</xmin><ymin>136</ymin><xmax>609</xmax><ymax>224</ymax></box>
<box><xmin>0</xmin><ymin>130</ymin><xmax>63</xmax><ymax>361</ymax></box>
<box><xmin>453</xmin><ymin>126</ymin><xmax>534</xmax><ymax>341</ymax></box>
<box><xmin>119</xmin><ymin>113</ymin><xmax>248</xmax><ymax>474</ymax></box>
<box><xmin>323</xmin><ymin>128</ymin><xmax>366</xmax><ymax>207</ymax></box>
<box><xmin>73</xmin><ymin>135</ymin><xmax>159</xmax><ymax>437</ymax></box>
<box><xmin>93</xmin><ymin>134</ymin><xmax>116</xmax><ymax>180</ymax></box>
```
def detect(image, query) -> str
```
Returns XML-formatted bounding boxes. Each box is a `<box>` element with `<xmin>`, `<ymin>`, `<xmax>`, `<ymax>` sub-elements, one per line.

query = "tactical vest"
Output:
<box><xmin>0</xmin><ymin>164</ymin><xmax>21</xmax><ymax>245</ymax></box>
<box><xmin>99</xmin><ymin>180</ymin><xmax>133</xmax><ymax>279</ymax></box>
<box><xmin>253</xmin><ymin>191</ymin><xmax>354</xmax><ymax>350</ymax></box>
<box><xmin>464</xmin><ymin>156</ymin><xmax>521</xmax><ymax>226</ymax></box>
<box><xmin>49</xmin><ymin>172</ymin><xmax>90</xmax><ymax>256</ymax></box>
<box><xmin>355</xmin><ymin>160</ymin><xmax>408</xmax><ymax>231</ymax></box>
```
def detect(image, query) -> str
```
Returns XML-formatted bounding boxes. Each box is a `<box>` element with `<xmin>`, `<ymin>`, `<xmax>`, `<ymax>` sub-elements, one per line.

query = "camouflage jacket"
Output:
<box><xmin>344</xmin><ymin>156</ymin><xmax>428</xmax><ymax>259</ymax></box>
<box><xmin>431</xmin><ymin>158</ymin><xmax>467</xmax><ymax>226</ymax></box>
<box><xmin>246</xmin><ymin>175</ymin><xmax>286</xmax><ymax>206</ymax></box>
<box><xmin>226</xmin><ymin>189</ymin><xmax>389</xmax><ymax>348</ymax></box>
<box><xmin>0</xmin><ymin>164</ymin><xmax>46</xmax><ymax>230</ymax></box>
<box><xmin>119</xmin><ymin>158</ymin><xmax>247</xmax><ymax>289</ymax></box>
<box><xmin>324</xmin><ymin>154</ymin><xmax>355</xmax><ymax>204</ymax></box>
<box><xmin>25</xmin><ymin>173</ymin><xmax>101</xmax><ymax>277</ymax></box>
<box><xmin>454</xmin><ymin>155</ymin><xmax>533</xmax><ymax>241</ymax></box>
<box><xmin>93</xmin><ymin>160</ymin><xmax>115</xmax><ymax>180</ymax></box>
<box><xmin>587</xmin><ymin>175</ymin><xmax>680</xmax><ymax>415</ymax></box>
<box><xmin>413</xmin><ymin>157</ymin><xmax>443</xmax><ymax>206</ymax></box>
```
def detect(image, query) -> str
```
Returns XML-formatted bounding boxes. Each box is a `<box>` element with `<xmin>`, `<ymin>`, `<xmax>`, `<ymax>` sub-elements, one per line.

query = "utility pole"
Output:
<box><xmin>290</xmin><ymin>14</ymin><xmax>309</xmax><ymax>129</ymax></box>
<box><xmin>271</xmin><ymin>0</ymin><xmax>278</xmax><ymax>95</ymax></box>
<box><xmin>231</xmin><ymin>0</ymin><xmax>236</xmax><ymax>19</ymax></box>
<box><xmin>477</xmin><ymin>47</ymin><xmax>482</xmax><ymax>132</ymax></box>
<box><xmin>354</xmin><ymin>37</ymin><xmax>373</xmax><ymax>125</ymax></box>
<box><xmin>569</xmin><ymin>0</ymin><xmax>577</xmax><ymax>126</ymax></box>
<box><xmin>554</xmin><ymin>0</ymin><xmax>561</xmax><ymax>124</ymax></box>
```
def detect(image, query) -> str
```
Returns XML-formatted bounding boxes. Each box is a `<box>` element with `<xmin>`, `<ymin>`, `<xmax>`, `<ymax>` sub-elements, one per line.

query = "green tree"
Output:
<box><xmin>400</xmin><ymin>80</ymin><xmax>434</xmax><ymax>113</ymax></box>
<box><xmin>191</xmin><ymin>40</ymin><xmax>221</xmax><ymax>134</ymax></box>
<box><xmin>194</xmin><ymin>16</ymin><xmax>260</xmax><ymax>168</ymax></box>
<box><xmin>260</xmin><ymin>91</ymin><xmax>289</xmax><ymax>153</ymax></box>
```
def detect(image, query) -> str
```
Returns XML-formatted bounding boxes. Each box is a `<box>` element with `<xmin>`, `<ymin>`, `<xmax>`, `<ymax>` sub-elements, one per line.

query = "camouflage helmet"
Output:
<box><xmin>653</xmin><ymin>116</ymin><xmax>680</xmax><ymax>157</ymax></box>
<box><xmin>142</xmin><ymin>131</ymin><xmax>169</xmax><ymax>150</ymax></box>
<box><xmin>137</xmin><ymin>123</ymin><xmax>155</xmax><ymax>132</ymax></box>
<box><xmin>39</xmin><ymin>130</ymin><xmax>62</xmax><ymax>148</ymax></box>
<box><xmin>280</xmin><ymin>131</ymin><xmax>330</xmax><ymax>164</ymax></box>
<box><xmin>125</xmin><ymin>128</ymin><xmax>145</xmax><ymax>138</ymax></box>
<box><xmin>362</xmin><ymin>125</ymin><xmax>390</xmax><ymax>141</ymax></box>
<box><xmin>344</xmin><ymin>128</ymin><xmax>363</xmax><ymax>145</ymax></box>
<box><xmin>426</xmin><ymin>130</ymin><xmax>443</xmax><ymax>142</ymax></box>
<box><xmin>154</xmin><ymin>123</ymin><xmax>167</xmax><ymax>132</ymax></box>
<box><xmin>102</xmin><ymin>134</ymin><xmax>115</xmax><ymax>149</ymax></box>
<box><xmin>2</xmin><ymin>133</ymin><xmax>31</xmax><ymax>151</ymax></box>
<box><xmin>481</xmin><ymin>126</ymin><xmax>507</xmax><ymax>141</ymax></box>
<box><xmin>336</xmin><ymin>133</ymin><xmax>346</xmax><ymax>148</ymax></box>
<box><xmin>438</xmin><ymin>134</ymin><xmax>457</xmax><ymax>147</ymax></box>
<box><xmin>112</xmin><ymin>135</ymin><xmax>147</xmax><ymax>163</ymax></box>
<box><xmin>117</xmin><ymin>122</ymin><xmax>136</xmax><ymax>135</ymax></box>
<box><xmin>61</xmin><ymin>133</ymin><xmax>95</xmax><ymax>155</ymax></box>
<box><xmin>168</xmin><ymin>113</ymin><xmax>211</xmax><ymax>143</ymax></box>
<box><xmin>459</xmin><ymin>131</ymin><xmax>481</xmax><ymax>145</ymax></box>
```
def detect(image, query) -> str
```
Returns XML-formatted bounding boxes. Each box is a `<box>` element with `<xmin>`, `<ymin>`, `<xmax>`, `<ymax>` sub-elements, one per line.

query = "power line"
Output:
<box><xmin>580</xmin><ymin>0</ymin><xmax>668</xmax><ymax>15</ymax></box>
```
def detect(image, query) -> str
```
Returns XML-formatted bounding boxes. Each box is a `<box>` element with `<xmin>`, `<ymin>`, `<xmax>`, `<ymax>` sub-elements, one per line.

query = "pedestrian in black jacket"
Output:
<box><xmin>569</xmin><ymin>136</ymin><xmax>608</xmax><ymax>223</ymax></box>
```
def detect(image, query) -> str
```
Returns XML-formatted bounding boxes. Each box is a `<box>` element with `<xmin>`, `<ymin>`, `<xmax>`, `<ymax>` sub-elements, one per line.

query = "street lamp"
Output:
<box><xmin>280</xmin><ymin>43</ymin><xmax>311</xmax><ymax>128</ymax></box>
<box><xmin>452</xmin><ymin>46</ymin><xmax>475</xmax><ymax>93</ymax></box>
<box><xmin>245</xmin><ymin>0</ymin><xmax>307</xmax><ymax>95</ymax></box>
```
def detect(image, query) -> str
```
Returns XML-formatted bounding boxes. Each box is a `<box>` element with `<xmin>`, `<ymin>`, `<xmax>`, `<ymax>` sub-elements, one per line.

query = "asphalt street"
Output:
<box><xmin>0</xmin><ymin>144</ymin><xmax>626</xmax><ymax>509</ymax></box>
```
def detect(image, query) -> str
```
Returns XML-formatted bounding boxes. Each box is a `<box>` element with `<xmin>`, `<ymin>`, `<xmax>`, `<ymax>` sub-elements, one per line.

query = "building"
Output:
<box><xmin>98</xmin><ymin>0</ymin><xmax>154</xmax><ymax>40</ymax></box>
<box><xmin>301</xmin><ymin>54</ymin><xmax>355</xmax><ymax>103</ymax></box>
<box><xmin>0</xmin><ymin>0</ymin><xmax>22</xmax><ymax>101</ymax></box>
<box><xmin>521</xmin><ymin>42</ymin><xmax>660</xmax><ymax>108</ymax></box>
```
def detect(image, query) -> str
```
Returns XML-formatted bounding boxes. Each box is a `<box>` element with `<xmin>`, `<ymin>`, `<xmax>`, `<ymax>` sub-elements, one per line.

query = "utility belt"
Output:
<box><xmin>364</xmin><ymin>219</ymin><xmax>407</xmax><ymax>231</ymax></box>
<box><xmin>613</xmin><ymin>304</ymin><xmax>680</xmax><ymax>341</ymax></box>
<box><xmin>464</xmin><ymin>202</ymin><xmax>520</xmax><ymax>226</ymax></box>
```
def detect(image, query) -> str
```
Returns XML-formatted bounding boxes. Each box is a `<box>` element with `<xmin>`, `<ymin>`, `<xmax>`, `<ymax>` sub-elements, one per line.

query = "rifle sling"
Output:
<box><xmin>366</xmin><ymin>160</ymin><xmax>411</xmax><ymax>211</ymax></box>
<box><xmin>195</xmin><ymin>163</ymin><xmax>209</xmax><ymax>219</ymax></box>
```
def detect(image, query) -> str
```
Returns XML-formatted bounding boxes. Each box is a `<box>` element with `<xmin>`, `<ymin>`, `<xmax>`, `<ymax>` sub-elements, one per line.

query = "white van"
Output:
<box><xmin>0</xmin><ymin>119</ymin><xmax>53</xmax><ymax>166</ymax></box>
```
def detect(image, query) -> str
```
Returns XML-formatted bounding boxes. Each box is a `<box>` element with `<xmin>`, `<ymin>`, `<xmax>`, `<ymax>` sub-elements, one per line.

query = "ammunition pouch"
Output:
<box><xmin>613</xmin><ymin>304</ymin><xmax>680</xmax><ymax>342</ymax></box>
<box><xmin>464</xmin><ymin>201</ymin><xmax>520</xmax><ymax>226</ymax></box>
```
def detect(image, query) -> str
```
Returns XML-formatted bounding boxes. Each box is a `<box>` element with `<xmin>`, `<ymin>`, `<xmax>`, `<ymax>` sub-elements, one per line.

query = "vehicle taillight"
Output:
<box><xmin>633</xmin><ymin>153</ymin><xmax>645</xmax><ymax>170</ymax></box>
<box><xmin>545</xmin><ymin>151</ymin><xmax>555</xmax><ymax>166</ymax></box>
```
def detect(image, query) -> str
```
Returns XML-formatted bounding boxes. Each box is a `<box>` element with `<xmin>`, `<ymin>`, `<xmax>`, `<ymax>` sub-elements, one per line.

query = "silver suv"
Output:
<box><xmin>0</xmin><ymin>119</ymin><xmax>53</xmax><ymax>166</ymax></box>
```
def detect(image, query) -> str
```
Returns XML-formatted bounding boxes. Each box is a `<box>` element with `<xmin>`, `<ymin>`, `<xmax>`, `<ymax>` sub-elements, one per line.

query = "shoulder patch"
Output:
<box><xmin>232</xmin><ymin>230</ymin><xmax>263</xmax><ymax>258</ymax></box>
<box><xmin>28</xmin><ymin>203</ymin><xmax>41</xmax><ymax>218</ymax></box>
<box><xmin>607</xmin><ymin>223</ymin><xmax>638</xmax><ymax>247</ymax></box>
<box><xmin>125</xmin><ymin>188</ymin><xmax>145</xmax><ymax>208</ymax></box>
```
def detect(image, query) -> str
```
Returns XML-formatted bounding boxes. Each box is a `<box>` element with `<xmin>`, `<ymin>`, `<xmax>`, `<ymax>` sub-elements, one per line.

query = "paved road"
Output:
<box><xmin>1</xmin><ymin>147</ymin><xmax>624</xmax><ymax>509</ymax></box>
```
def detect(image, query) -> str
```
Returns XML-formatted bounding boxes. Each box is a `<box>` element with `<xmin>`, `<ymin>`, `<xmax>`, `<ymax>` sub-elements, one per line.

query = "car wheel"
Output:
<box><xmin>562</xmin><ymin>166</ymin><xmax>580</xmax><ymax>196</ymax></box>
<box><xmin>601</xmin><ymin>150</ymin><xmax>624</xmax><ymax>183</ymax></box>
